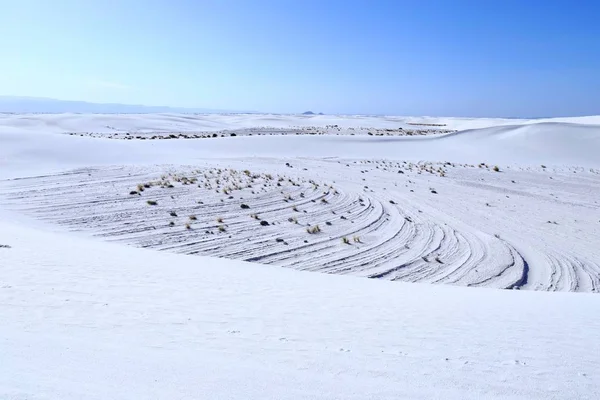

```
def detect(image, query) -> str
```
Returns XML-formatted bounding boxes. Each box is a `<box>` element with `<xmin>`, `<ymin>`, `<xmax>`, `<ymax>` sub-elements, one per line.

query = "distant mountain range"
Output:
<box><xmin>0</xmin><ymin>96</ymin><xmax>241</xmax><ymax>114</ymax></box>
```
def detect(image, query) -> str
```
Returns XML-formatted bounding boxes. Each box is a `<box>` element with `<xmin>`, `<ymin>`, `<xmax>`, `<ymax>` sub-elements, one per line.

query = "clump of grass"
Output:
<box><xmin>136</xmin><ymin>184</ymin><xmax>145</xmax><ymax>192</ymax></box>
<box><xmin>493</xmin><ymin>165</ymin><xmax>500</xmax><ymax>172</ymax></box>
<box><xmin>353</xmin><ymin>236</ymin><xmax>361</xmax><ymax>243</ymax></box>
<box><xmin>216</xmin><ymin>217</ymin><xmax>224</xmax><ymax>223</ymax></box>
<box><xmin>146</xmin><ymin>200</ymin><xmax>158</xmax><ymax>206</ymax></box>
<box><xmin>170</xmin><ymin>211</ymin><xmax>177</xmax><ymax>217</ymax></box>
<box><xmin>342</xmin><ymin>237</ymin><xmax>350</xmax><ymax>244</ymax></box>
<box><xmin>292</xmin><ymin>205</ymin><xmax>299</xmax><ymax>212</ymax></box>
<box><xmin>250</xmin><ymin>213</ymin><xmax>260</xmax><ymax>220</ymax></box>
<box><xmin>306</xmin><ymin>225</ymin><xmax>321</xmax><ymax>234</ymax></box>
<box><xmin>218</xmin><ymin>225</ymin><xmax>226</xmax><ymax>232</ymax></box>
<box><xmin>189</xmin><ymin>215</ymin><xmax>197</xmax><ymax>221</ymax></box>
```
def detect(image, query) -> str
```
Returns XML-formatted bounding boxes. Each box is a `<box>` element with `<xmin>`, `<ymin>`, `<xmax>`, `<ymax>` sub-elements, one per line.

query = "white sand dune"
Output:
<box><xmin>1</xmin><ymin>113</ymin><xmax>599</xmax><ymax>399</ymax></box>
<box><xmin>2</xmin><ymin>111</ymin><xmax>599</xmax><ymax>134</ymax></box>
<box><xmin>2</xmin><ymin>115</ymin><xmax>600</xmax><ymax>179</ymax></box>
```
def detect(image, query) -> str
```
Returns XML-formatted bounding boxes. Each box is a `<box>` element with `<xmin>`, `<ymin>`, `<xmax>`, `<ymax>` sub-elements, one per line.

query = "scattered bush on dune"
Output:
<box><xmin>306</xmin><ymin>225</ymin><xmax>321</xmax><ymax>234</ymax></box>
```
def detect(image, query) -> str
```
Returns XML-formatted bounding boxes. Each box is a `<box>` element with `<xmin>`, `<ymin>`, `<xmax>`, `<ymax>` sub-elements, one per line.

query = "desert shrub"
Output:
<box><xmin>306</xmin><ymin>225</ymin><xmax>321</xmax><ymax>234</ymax></box>
<box><xmin>146</xmin><ymin>200</ymin><xmax>158</xmax><ymax>206</ymax></box>
<box><xmin>240</xmin><ymin>204</ymin><xmax>250</xmax><ymax>209</ymax></box>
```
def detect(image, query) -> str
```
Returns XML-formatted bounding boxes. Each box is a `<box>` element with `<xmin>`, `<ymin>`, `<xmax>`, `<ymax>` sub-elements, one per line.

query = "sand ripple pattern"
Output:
<box><xmin>2</xmin><ymin>165</ymin><xmax>597</xmax><ymax>292</ymax></box>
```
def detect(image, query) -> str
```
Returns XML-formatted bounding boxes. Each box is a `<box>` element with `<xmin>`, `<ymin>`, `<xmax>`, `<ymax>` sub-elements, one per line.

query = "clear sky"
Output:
<box><xmin>1</xmin><ymin>0</ymin><xmax>598</xmax><ymax>116</ymax></box>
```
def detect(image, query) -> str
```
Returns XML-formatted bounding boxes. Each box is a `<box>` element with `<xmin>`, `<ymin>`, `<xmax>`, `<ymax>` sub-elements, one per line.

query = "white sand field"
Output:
<box><xmin>1</xmin><ymin>113</ymin><xmax>599</xmax><ymax>399</ymax></box>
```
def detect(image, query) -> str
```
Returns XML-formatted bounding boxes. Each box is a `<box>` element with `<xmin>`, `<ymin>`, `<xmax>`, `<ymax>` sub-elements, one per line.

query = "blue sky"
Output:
<box><xmin>1</xmin><ymin>0</ymin><xmax>598</xmax><ymax>116</ymax></box>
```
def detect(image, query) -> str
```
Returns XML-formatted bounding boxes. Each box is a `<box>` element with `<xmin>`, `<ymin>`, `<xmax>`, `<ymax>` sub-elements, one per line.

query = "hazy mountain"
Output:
<box><xmin>302</xmin><ymin>111</ymin><xmax>324</xmax><ymax>115</ymax></box>
<box><xmin>0</xmin><ymin>96</ymin><xmax>239</xmax><ymax>114</ymax></box>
